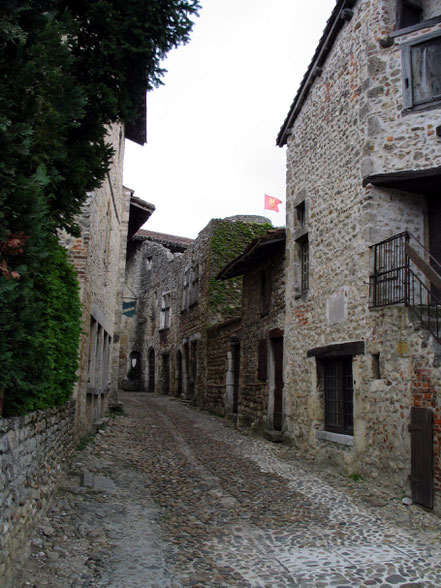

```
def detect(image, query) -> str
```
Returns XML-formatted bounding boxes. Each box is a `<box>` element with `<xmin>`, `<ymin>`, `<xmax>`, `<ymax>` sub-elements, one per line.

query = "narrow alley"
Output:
<box><xmin>14</xmin><ymin>393</ymin><xmax>441</xmax><ymax>588</ymax></box>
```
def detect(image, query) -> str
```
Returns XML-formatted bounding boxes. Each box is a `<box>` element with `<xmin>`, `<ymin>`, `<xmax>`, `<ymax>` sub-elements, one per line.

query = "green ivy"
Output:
<box><xmin>208</xmin><ymin>220</ymin><xmax>272</xmax><ymax>320</ymax></box>
<box><xmin>0</xmin><ymin>0</ymin><xmax>200</xmax><ymax>415</ymax></box>
<box><xmin>2</xmin><ymin>236</ymin><xmax>82</xmax><ymax>416</ymax></box>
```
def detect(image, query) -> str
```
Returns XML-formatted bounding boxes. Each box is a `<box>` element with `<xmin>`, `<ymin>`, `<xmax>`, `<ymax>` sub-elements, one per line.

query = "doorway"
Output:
<box><xmin>176</xmin><ymin>349</ymin><xmax>183</xmax><ymax>396</ymax></box>
<box><xmin>148</xmin><ymin>348</ymin><xmax>155</xmax><ymax>392</ymax></box>
<box><xmin>270</xmin><ymin>336</ymin><xmax>284</xmax><ymax>431</ymax></box>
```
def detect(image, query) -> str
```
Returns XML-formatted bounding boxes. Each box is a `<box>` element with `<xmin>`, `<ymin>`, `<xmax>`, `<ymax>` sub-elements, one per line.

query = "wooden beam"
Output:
<box><xmin>405</xmin><ymin>243</ymin><xmax>441</xmax><ymax>293</ymax></box>
<box><xmin>307</xmin><ymin>341</ymin><xmax>365</xmax><ymax>358</ymax></box>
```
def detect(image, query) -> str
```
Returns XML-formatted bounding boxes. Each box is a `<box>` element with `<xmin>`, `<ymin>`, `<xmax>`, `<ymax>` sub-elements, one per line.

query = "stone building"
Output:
<box><xmin>60</xmin><ymin>124</ymin><xmax>154</xmax><ymax>433</ymax></box>
<box><xmin>118</xmin><ymin>229</ymin><xmax>192</xmax><ymax>396</ymax></box>
<box><xmin>277</xmin><ymin>0</ymin><xmax>441</xmax><ymax>512</ymax></box>
<box><xmin>218</xmin><ymin>229</ymin><xmax>286</xmax><ymax>438</ymax></box>
<box><xmin>119</xmin><ymin>216</ymin><xmax>272</xmax><ymax>414</ymax></box>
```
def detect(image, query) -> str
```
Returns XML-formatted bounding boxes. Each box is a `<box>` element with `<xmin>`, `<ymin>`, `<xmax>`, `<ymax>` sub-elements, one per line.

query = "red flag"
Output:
<box><xmin>264</xmin><ymin>194</ymin><xmax>282</xmax><ymax>212</ymax></box>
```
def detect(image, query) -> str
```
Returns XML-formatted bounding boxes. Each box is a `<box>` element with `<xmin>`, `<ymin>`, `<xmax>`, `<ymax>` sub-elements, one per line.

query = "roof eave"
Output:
<box><xmin>276</xmin><ymin>0</ymin><xmax>358</xmax><ymax>147</ymax></box>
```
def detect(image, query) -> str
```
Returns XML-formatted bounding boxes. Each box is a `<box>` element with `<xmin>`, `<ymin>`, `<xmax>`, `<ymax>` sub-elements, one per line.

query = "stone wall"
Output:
<box><xmin>0</xmin><ymin>402</ymin><xmax>75</xmax><ymax>584</ymax></box>
<box><xmin>238</xmin><ymin>251</ymin><xmax>285</xmax><ymax>431</ymax></box>
<box><xmin>282</xmin><ymin>0</ymin><xmax>441</xmax><ymax>510</ymax></box>
<box><xmin>205</xmin><ymin>319</ymin><xmax>241</xmax><ymax>415</ymax></box>
<box><xmin>119</xmin><ymin>239</ymin><xmax>182</xmax><ymax>395</ymax></box>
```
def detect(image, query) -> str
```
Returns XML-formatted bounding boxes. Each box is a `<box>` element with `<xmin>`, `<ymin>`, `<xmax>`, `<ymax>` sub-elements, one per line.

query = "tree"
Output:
<box><xmin>0</xmin><ymin>0</ymin><xmax>200</xmax><ymax>415</ymax></box>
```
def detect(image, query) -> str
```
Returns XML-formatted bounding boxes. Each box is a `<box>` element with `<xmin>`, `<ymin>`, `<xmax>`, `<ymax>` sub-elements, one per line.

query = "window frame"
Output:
<box><xmin>402</xmin><ymin>31</ymin><xmax>441</xmax><ymax>112</ymax></box>
<box><xmin>396</xmin><ymin>0</ymin><xmax>423</xmax><ymax>30</ymax></box>
<box><xmin>160</xmin><ymin>291</ymin><xmax>171</xmax><ymax>330</ymax></box>
<box><xmin>301</xmin><ymin>238</ymin><xmax>309</xmax><ymax>294</ymax></box>
<box><xmin>321</xmin><ymin>357</ymin><xmax>354</xmax><ymax>436</ymax></box>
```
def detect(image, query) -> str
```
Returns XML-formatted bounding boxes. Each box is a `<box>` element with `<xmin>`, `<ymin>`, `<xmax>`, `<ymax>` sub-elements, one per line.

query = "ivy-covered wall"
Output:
<box><xmin>208</xmin><ymin>218</ymin><xmax>272</xmax><ymax>323</ymax></box>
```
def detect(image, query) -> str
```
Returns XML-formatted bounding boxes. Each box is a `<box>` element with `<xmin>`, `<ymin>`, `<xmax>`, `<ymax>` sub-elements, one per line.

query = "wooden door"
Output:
<box><xmin>176</xmin><ymin>350</ymin><xmax>183</xmax><ymax>396</ymax></box>
<box><xmin>163</xmin><ymin>354</ymin><xmax>170</xmax><ymax>395</ymax></box>
<box><xmin>232</xmin><ymin>342</ymin><xmax>240</xmax><ymax>414</ymax></box>
<box><xmin>272</xmin><ymin>337</ymin><xmax>284</xmax><ymax>431</ymax></box>
<box><xmin>411</xmin><ymin>406</ymin><xmax>433</xmax><ymax>509</ymax></box>
<box><xmin>148</xmin><ymin>349</ymin><xmax>155</xmax><ymax>392</ymax></box>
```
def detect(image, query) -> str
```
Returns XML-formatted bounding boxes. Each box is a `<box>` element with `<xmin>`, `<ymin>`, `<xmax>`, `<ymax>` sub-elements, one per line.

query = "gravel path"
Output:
<box><xmin>13</xmin><ymin>392</ymin><xmax>441</xmax><ymax>587</ymax></box>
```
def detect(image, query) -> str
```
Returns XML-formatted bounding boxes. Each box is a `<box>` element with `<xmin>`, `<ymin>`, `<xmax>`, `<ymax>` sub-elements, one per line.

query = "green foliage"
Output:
<box><xmin>77</xmin><ymin>435</ymin><xmax>94</xmax><ymax>450</ymax></box>
<box><xmin>0</xmin><ymin>0</ymin><xmax>199</xmax><ymax>414</ymax></box>
<box><xmin>209</xmin><ymin>221</ymin><xmax>272</xmax><ymax>320</ymax></box>
<box><xmin>2</xmin><ymin>236</ymin><xmax>82</xmax><ymax>416</ymax></box>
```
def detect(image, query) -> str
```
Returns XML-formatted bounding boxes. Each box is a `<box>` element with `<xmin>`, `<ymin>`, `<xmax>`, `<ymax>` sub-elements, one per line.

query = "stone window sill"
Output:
<box><xmin>87</xmin><ymin>387</ymin><xmax>110</xmax><ymax>396</ymax></box>
<box><xmin>315</xmin><ymin>430</ymin><xmax>354</xmax><ymax>447</ymax></box>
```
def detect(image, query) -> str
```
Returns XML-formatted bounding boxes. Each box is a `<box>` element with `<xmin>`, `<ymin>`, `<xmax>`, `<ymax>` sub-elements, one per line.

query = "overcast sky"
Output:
<box><xmin>123</xmin><ymin>0</ymin><xmax>335</xmax><ymax>239</ymax></box>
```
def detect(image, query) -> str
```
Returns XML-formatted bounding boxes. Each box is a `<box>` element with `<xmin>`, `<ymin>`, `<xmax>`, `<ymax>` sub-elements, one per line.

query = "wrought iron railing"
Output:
<box><xmin>370</xmin><ymin>232</ymin><xmax>441</xmax><ymax>344</ymax></box>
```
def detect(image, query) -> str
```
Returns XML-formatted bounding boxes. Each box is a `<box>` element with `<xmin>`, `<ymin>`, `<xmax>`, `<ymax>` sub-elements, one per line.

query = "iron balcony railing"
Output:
<box><xmin>370</xmin><ymin>232</ymin><xmax>441</xmax><ymax>344</ymax></box>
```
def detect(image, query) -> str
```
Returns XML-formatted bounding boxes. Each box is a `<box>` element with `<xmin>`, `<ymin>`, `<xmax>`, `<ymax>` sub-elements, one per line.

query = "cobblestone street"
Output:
<box><xmin>14</xmin><ymin>393</ymin><xmax>441</xmax><ymax>588</ymax></box>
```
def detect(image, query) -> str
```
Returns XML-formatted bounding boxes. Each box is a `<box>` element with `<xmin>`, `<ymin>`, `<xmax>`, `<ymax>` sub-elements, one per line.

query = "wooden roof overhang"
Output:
<box><xmin>217</xmin><ymin>229</ymin><xmax>286</xmax><ymax>280</ymax></box>
<box><xmin>363</xmin><ymin>166</ymin><xmax>441</xmax><ymax>197</ymax></box>
<box><xmin>127</xmin><ymin>195</ymin><xmax>155</xmax><ymax>239</ymax></box>
<box><xmin>276</xmin><ymin>0</ymin><xmax>358</xmax><ymax>147</ymax></box>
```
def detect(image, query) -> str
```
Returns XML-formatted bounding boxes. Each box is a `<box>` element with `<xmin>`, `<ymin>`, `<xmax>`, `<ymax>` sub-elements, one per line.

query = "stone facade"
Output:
<box><xmin>218</xmin><ymin>229</ymin><xmax>286</xmax><ymax>434</ymax></box>
<box><xmin>119</xmin><ymin>216</ymin><xmax>273</xmax><ymax>415</ymax></box>
<box><xmin>60</xmin><ymin>125</ymin><xmax>153</xmax><ymax>434</ymax></box>
<box><xmin>0</xmin><ymin>402</ymin><xmax>75</xmax><ymax>584</ymax></box>
<box><xmin>278</xmin><ymin>0</ymin><xmax>441</xmax><ymax>513</ymax></box>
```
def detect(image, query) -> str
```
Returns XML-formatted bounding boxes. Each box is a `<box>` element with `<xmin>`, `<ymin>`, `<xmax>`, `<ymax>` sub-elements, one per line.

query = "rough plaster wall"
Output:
<box><xmin>283</xmin><ymin>0</ymin><xmax>441</xmax><ymax>503</ymax></box>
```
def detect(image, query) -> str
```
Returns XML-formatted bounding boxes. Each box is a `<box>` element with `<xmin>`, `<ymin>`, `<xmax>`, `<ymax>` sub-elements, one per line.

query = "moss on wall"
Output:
<box><xmin>208</xmin><ymin>220</ymin><xmax>272</xmax><ymax>321</ymax></box>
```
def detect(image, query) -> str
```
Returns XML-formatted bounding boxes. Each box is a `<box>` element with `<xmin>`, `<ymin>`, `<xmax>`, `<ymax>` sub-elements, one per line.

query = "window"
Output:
<box><xmin>296</xmin><ymin>201</ymin><xmax>306</xmax><ymax>227</ymax></box>
<box><xmin>396</xmin><ymin>0</ymin><xmax>422</xmax><ymax>30</ymax></box>
<box><xmin>260</xmin><ymin>268</ymin><xmax>271</xmax><ymax>315</ymax></box>
<box><xmin>402</xmin><ymin>34</ymin><xmax>441</xmax><ymax>110</ymax></box>
<box><xmin>189</xmin><ymin>264</ymin><xmax>199</xmax><ymax>306</ymax></box>
<box><xmin>323</xmin><ymin>358</ymin><xmax>354</xmax><ymax>435</ymax></box>
<box><xmin>301</xmin><ymin>238</ymin><xmax>309</xmax><ymax>293</ymax></box>
<box><xmin>160</xmin><ymin>292</ymin><xmax>171</xmax><ymax>329</ymax></box>
<box><xmin>182</xmin><ymin>267</ymin><xmax>190</xmax><ymax>310</ymax></box>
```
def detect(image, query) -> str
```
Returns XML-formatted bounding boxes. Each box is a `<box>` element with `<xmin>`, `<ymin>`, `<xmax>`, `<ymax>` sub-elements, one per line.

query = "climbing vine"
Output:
<box><xmin>208</xmin><ymin>220</ymin><xmax>272</xmax><ymax>320</ymax></box>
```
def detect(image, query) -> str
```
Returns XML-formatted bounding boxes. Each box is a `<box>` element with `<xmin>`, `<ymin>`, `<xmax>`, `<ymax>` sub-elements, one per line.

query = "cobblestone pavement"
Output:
<box><xmin>13</xmin><ymin>392</ymin><xmax>441</xmax><ymax>587</ymax></box>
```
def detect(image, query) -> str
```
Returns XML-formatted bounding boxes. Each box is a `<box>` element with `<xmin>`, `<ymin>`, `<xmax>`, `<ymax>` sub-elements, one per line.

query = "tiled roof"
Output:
<box><xmin>133</xmin><ymin>229</ymin><xmax>194</xmax><ymax>253</ymax></box>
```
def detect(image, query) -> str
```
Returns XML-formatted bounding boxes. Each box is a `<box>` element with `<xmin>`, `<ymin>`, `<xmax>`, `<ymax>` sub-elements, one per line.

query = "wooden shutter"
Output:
<box><xmin>411</xmin><ymin>406</ymin><xmax>433</xmax><ymax>509</ymax></box>
<box><xmin>258</xmin><ymin>339</ymin><xmax>268</xmax><ymax>380</ymax></box>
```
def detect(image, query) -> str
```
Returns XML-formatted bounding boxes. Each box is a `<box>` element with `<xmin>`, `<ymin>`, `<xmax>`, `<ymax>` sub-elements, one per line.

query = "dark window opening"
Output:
<box><xmin>323</xmin><ymin>358</ymin><xmax>354</xmax><ymax>435</ymax></box>
<box><xmin>372</xmin><ymin>353</ymin><xmax>381</xmax><ymax>380</ymax></box>
<box><xmin>296</xmin><ymin>201</ymin><xmax>306</xmax><ymax>227</ymax></box>
<box><xmin>396</xmin><ymin>0</ymin><xmax>422</xmax><ymax>29</ymax></box>
<box><xmin>301</xmin><ymin>238</ymin><xmax>309</xmax><ymax>294</ymax></box>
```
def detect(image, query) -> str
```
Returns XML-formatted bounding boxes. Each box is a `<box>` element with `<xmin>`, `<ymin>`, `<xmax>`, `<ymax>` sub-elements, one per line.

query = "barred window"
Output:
<box><xmin>323</xmin><ymin>358</ymin><xmax>354</xmax><ymax>435</ymax></box>
<box><xmin>301</xmin><ymin>239</ymin><xmax>309</xmax><ymax>293</ymax></box>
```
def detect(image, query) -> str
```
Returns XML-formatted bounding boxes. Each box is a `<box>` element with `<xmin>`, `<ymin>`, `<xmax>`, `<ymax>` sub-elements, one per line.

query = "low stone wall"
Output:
<box><xmin>0</xmin><ymin>401</ymin><xmax>76</xmax><ymax>583</ymax></box>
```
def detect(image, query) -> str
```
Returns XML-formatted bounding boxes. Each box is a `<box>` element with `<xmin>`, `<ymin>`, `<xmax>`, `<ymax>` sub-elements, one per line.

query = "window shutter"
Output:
<box><xmin>258</xmin><ymin>339</ymin><xmax>268</xmax><ymax>380</ymax></box>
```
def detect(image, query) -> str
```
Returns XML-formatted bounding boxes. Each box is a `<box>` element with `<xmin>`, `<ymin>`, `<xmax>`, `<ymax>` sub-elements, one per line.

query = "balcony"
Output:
<box><xmin>369</xmin><ymin>232</ymin><xmax>441</xmax><ymax>344</ymax></box>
